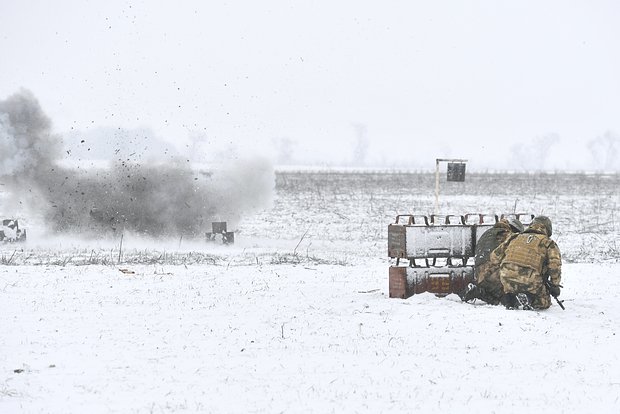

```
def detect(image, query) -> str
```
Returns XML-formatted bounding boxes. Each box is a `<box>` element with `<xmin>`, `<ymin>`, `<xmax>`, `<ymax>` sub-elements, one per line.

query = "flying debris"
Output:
<box><xmin>0</xmin><ymin>89</ymin><xmax>274</xmax><ymax>239</ymax></box>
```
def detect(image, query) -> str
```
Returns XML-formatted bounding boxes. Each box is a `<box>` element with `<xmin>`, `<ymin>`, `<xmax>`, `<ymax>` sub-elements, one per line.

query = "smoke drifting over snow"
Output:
<box><xmin>0</xmin><ymin>89</ymin><xmax>274</xmax><ymax>238</ymax></box>
<box><xmin>0</xmin><ymin>89</ymin><xmax>62</xmax><ymax>176</ymax></box>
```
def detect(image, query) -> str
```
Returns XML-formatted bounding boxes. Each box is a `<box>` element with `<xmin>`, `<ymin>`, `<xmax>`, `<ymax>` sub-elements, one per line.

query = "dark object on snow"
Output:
<box><xmin>501</xmin><ymin>292</ymin><xmax>534</xmax><ymax>310</ymax></box>
<box><xmin>206</xmin><ymin>222</ymin><xmax>234</xmax><ymax>244</ymax></box>
<box><xmin>1</xmin><ymin>219</ymin><xmax>27</xmax><ymax>243</ymax></box>
<box><xmin>447</xmin><ymin>162</ymin><xmax>466</xmax><ymax>182</ymax></box>
<box><xmin>544</xmin><ymin>280</ymin><xmax>565</xmax><ymax>310</ymax></box>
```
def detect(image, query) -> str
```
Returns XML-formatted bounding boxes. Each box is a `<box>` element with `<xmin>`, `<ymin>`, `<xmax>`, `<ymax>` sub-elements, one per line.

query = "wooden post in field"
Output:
<box><xmin>118</xmin><ymin>232</ymin><xmax>124</xmax><ymax>264</ymax></box>
<box><xmin>434</xmin><ymin>159</ymin><xmax>440</xmax><ymax>215</ymax></box>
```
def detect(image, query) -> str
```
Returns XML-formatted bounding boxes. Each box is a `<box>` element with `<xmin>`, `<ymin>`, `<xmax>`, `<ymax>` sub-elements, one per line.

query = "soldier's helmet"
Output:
<box><xmin>532</xmin><ymin>215</ymin><xmax>552</xmax><ymax>236</ymax></box>
<box><xmin>505</xmin><ymin>217</ymin><xmax>524</xmax><ymax>233</ymax></box>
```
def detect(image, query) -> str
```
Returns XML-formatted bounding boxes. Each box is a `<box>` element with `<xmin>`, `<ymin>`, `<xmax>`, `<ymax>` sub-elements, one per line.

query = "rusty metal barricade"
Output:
<box><xmin>388</xmin><ymin>213</ymin><xmax>532</xmax><ymax>299</ymax></box>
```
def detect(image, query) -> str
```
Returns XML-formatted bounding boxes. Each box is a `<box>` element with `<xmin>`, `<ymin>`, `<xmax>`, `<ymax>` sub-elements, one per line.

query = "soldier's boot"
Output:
<box><xmin>460</xmin><ymin>283</ymin><xmax>479</xmax><ymax>302</ymax></box>
<box><xmin>501</xmin><ymin>293</ymin><xmax>518</xmax><ymax>310</ymax></box>
<box><xmin>515</xmin><ymin>293</ymin><xmax>533</xmax><ymax>310</ymax></box>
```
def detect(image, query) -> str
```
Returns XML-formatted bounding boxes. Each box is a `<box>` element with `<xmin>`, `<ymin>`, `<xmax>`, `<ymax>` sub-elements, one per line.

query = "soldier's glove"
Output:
<box><xmin>548</xmin><ymin>284</ymin><xmax>561</xmax><ymax>298</ymax></box>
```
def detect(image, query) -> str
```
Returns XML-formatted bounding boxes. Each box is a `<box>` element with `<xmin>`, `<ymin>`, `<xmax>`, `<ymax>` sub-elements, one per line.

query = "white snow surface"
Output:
<box><xmin>1</xmin><ymin>262</ymin><xmax>619</xmax><ymax>413</ymax></box>
<box><xmin>1</xmin><ymin>171</ymin><xmax>620</xmax><ymax>413</ymax></box>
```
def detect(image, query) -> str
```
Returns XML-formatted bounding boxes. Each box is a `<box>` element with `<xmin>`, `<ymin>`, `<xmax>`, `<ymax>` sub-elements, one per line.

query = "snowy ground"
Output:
<box><xmin>1</xmin><ymin>171</ymin><xmax>620</xmax><ymax>413</ymax></box>
<box><xmin>1</xmin><ymin>262</ymin><xmax>619</xmax><ymax>413</ymax></box>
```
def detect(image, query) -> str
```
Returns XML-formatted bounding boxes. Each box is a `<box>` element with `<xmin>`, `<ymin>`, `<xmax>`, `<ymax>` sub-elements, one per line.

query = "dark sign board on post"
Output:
<box><xmin>447</xmin><ymin>162</ymin><xmax>466</xmax><ymax>182</ymax></box>
<box><xmin>435</xmin><ymin>158</ymin><xmax>468</xmax><ymax>214</ymax></box>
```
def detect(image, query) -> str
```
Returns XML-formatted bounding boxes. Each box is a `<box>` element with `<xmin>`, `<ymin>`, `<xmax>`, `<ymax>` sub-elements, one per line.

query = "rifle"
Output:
<box><xmin>544</xmin><ymin>280</ymin><xmax>565</xmax><ymax>310</ymax></box>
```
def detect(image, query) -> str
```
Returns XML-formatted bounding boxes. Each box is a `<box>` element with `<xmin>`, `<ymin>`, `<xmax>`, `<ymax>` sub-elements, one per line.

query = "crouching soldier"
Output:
<box><xmin>461</xmin><ymin>217</ymin><xmax>523</xmax><ymax>304</ymax></box>
<box><xmin>489</xmin><ymin>216</ymin><xmax>562</xmax><ymax>310</ymax></box>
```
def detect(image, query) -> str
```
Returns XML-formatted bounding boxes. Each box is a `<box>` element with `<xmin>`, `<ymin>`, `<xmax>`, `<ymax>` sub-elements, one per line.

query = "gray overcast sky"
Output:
<box><xmin>1</xmin><ymin>1</ymin><xmax>619</xmax><ymax>170</ymax></box>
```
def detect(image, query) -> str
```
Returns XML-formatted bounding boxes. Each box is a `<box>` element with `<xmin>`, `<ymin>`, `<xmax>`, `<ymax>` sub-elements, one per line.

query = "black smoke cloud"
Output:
<box><xmin>0</xmin><ymin>89</ymin><xmax>274</xmax><ymax>237</ymax></box>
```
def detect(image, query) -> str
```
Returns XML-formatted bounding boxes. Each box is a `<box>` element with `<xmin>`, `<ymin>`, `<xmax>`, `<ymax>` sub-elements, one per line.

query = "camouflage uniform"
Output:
<box><xmin>489</xmin><ymin>221</ymin><xmax>562</xmax><ymax>310</ymax></box>
<box><xmin>472</xmin><ymin>219</ymin><xmax>519</xmax><ymax>305</ymax></box>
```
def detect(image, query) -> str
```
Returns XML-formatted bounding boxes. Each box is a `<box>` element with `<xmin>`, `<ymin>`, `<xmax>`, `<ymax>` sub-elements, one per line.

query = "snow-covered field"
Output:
<box><xmin>1</xmin><ymin>171</ymin><xmax>620</xmax><ymax>413</ymax></box>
